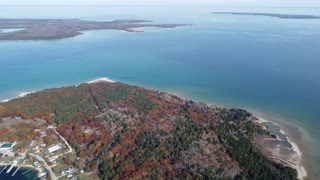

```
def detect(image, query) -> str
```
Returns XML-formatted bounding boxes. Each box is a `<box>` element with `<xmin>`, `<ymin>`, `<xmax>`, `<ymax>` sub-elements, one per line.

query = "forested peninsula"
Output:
<box><xmin>0</xmin><ymin>19</ymin><xmax>187</xmax><ymax>40</ymax></box>
<box><xmin>0</xmin><ymin>81</ymin><xmax>297</xmax><ymax>179</ymax></box>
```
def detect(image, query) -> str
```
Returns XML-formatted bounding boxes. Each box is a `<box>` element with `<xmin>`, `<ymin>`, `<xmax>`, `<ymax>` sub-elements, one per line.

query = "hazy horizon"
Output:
<box><xmin>0</xmin><ymin>0</ymin><xmax>320</xmax><ymax>7</ymax></box>
<box><xmin>0</xmin><ymin>3</ymin><xmax>319</xmax><ymax>180</ymax></box>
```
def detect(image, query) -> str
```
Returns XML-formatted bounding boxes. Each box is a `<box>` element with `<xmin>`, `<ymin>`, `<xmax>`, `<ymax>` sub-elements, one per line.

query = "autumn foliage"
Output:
<box><xmin>0</xmin><ymin>82</ymin><xmax>297</xmax><ymax>179</ymax></box>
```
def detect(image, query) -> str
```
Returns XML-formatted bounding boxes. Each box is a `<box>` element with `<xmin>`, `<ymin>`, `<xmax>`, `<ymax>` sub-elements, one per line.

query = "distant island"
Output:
<box><xmin>0</xmin><ymin>19</ymin><xmax>188</xmax><ymax>41</ymax></box>
<box><xmin>213</xmin><ymin>12</ymin><xmax>320</xmax><ymax>19</ymax></box>
<box><xmin>0</xmin><ymin>79</ymin><xmax>301</xmax><ymax>179</ymax></box>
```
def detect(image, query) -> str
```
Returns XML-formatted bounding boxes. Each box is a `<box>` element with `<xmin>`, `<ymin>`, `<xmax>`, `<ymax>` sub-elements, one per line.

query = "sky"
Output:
<box><xmin>0</xmin><ymin>0</ymin><xmax>319</xmax><ymax>7</ymax></box>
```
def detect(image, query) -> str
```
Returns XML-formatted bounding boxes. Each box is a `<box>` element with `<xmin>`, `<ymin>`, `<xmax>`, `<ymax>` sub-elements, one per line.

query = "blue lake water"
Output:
<box><xmin>0</xmin><ymin>6</ymin><xmax>319</xmax><ymax>178</ymax></box>
<box><xmin>0</xmin><ymin>166</ymin><xmax>38</xmax><ymax>180</ymax></box>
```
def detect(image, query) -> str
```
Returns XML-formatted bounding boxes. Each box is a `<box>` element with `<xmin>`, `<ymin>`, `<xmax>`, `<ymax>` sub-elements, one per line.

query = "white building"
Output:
<box><xmin>47</xmin><ymin>125</ymin><xmax>56</xmax><ymax>129</ymax></box>
<box><xmin>47</xmin><ymin>156</ymin><xmax>57</xmax><ymax>162</ymax></box>
<box><xmin>32</xmin><ymin>145</ymin><xmax>39</xmax><ymax>151</ymax></box>
<box><xmin>67</xmin><ymin>174</ymin><xmax>73</xmax><ymax>178</ymax></box>
<box><xmin>47</xmin><ymin>144</ymin><xmax>61</xmax><ymax>153</ymax></box>
<box><xmin>65</xmin><ymin>167</ymin><xmax>74</xmax><ymax>174</ymax></box>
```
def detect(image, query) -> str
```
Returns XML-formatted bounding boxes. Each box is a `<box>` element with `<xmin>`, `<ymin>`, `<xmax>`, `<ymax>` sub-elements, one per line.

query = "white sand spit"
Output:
<box><xmin>87</xmin><ymin>77</ymin><xmax>115</xmax><ymax>84</ymax></box>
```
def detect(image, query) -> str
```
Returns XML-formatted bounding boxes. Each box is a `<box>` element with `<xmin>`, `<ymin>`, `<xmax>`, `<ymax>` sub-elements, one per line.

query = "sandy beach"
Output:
<box><xmin>252</xmin><ymin>113</ymin><xmax>307</xmax><ymax>180</ymax></box>
<box><xmin>1</xmin><ymin>77</ymin><xmax>116</xmax><ymax>103</ymax></box>
<box><xmin>0</xmin><ymin>99</ymin><xmax>10</xmax><ymax>103</ymax></box>
<box><xmin>0</xmin><ymin>92</ymin><xmax>32</xmax><ymax>103</ymax></box>
<box><xmin>125</xmin><ymin>27</ymin><xmax>144</xmax><ymax>32</ymax></box>
<box><xmin>87</xmin><ymin>77</ymin><xmax>116</xmax><ymax>84</ymax></box>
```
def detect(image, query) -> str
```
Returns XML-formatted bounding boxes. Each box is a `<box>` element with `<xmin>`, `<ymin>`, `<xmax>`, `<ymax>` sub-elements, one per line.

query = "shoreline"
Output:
<box><xmin>125</xmin><ymin>27</ymin><xmax>144</xmax><ymax>32</ymax></box>
<box><xmin>0</xmin><ymin>77</ymin><xmax>116</xmax><ymax>103</ymax></box>
<box><xmin>0</xmin><ymin>92</ymin><xmax>33</xmax><ymax>103</ymax></box>
<box><xmin>86</xmin><ymin>77</ymin><xmax>116</xmax><ymax>84</ymax></box>
<box><xmin>0</xmin><ymin>19</ymin><xmax>188</xmax><ymax>41</ymax></box>
<box><xmin>251</xmin><ymin>113</ymin><xmax>307</xmax><ymax>179</ymax></box>
<box><xmin>0</xmin><ymin>163</ymin><xmax>40</xmax><ymax>175</ymax></box>
<box><xmin>0</xmin><ymin>77</ymin><xmax>308</xmax><ymax>179</ymax></box>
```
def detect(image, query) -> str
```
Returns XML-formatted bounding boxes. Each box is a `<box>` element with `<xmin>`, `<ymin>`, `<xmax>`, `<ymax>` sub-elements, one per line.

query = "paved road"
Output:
<box><xmin>34</xmin><ymin>127</ymin><xmax>73</xmax><ymax>179</ymax></box>
<box><xmin>54</xmin><ymin>129</ymin><xmax>73</xmax><ymax>154</ymax></box>
<box><xmin>29</xmin><ymin>153</ymin><xmax>57</xmax><ymax>180</ymax></box>
<box><xmin>48</xmin><ymin>129</ymin><xmax>73</xmax><ymax>162</ymax></box>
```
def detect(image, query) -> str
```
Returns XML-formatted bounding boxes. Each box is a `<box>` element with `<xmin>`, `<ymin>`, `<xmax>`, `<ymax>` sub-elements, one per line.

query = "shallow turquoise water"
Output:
<box><xmin>0</xmin><ymin>28</ymin><xmax>25</xmax><ymax>33</ymax></box>
<box><xmin>0</xmin><ymin>6</ymin><xmax>319</xmax><ymax>178</ymax></box>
